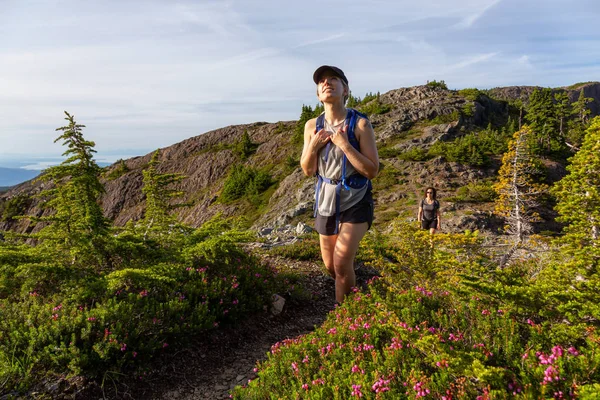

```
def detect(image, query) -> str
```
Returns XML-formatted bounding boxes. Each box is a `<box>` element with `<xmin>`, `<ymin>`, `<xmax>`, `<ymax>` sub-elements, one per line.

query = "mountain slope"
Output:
<box><xmin>1</xmin><ymin>82</ymin><xmax>599</xmax><ymax>235</ymax></box>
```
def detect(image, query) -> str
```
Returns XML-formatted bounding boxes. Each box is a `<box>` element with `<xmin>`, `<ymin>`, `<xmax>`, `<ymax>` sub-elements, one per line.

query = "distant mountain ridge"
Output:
<box><xmin>1</xmin><ymin>81</ymin><xmax>599</xmax><ymax>235</ymax></box>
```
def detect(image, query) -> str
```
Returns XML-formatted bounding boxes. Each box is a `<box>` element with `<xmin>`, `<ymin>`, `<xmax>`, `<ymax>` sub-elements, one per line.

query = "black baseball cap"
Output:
<box><xmin>313</xmin><ymin>65</ymin><xmax>348</xmax><ymax>85</ymax></box>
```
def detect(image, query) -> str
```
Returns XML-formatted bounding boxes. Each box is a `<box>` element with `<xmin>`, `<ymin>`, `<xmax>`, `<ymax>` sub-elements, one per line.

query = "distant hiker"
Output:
<box><xmin>300</xmin><ymin>65</ymin><xmax>379</xmax><ymax>304</ymax></box>
<box><xmin>418</xmin><ymin>187</ymin><xmax>441</xmax><ymax>235</ymax></box>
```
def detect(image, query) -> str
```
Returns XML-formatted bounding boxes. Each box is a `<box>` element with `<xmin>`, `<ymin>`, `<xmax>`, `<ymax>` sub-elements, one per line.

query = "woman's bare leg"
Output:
<box><xmin>319</xmin><ymin>234</ymin><xmax>337</xmax><ymax>279</ymax></box>
<box><xmin>333</xmin><ymin>222</ymin><xmax>369</xmax><ymax>303</ymax></box>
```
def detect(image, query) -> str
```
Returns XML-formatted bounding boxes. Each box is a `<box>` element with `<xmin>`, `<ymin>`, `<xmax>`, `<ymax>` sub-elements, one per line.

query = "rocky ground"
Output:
<box><xmin>53</xmin><ymin>251</ymin><xmax>376</xmax><ymax>400</ymax></box>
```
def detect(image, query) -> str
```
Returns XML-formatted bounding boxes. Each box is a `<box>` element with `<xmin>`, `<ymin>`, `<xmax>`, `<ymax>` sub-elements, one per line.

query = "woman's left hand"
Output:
<box><xmin>330</xmin><ymin>125</ymin><xmax>350</xmax><ymax>149</ymax></box>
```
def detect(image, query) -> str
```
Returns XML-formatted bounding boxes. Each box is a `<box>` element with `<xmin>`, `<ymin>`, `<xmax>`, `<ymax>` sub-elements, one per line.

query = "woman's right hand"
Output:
<box><xmin>310</xmin><ymin>128</ymin><xmax>331</xmax><ymax>151</ymax></box>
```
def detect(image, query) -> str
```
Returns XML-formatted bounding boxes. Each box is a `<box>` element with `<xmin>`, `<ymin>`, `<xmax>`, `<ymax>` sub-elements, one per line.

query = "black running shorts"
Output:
<box><xmin>421</xmin><ymin>218</ymin><xmax>438</xmax><ymax>230</ymax></box>
<box><xmin>315</xmin><ymin>190</ymin><xmax>374</xmax><ymax>236</ymax></box>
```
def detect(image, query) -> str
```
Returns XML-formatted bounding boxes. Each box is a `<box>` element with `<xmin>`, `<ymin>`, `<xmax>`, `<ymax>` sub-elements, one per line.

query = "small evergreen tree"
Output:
<box><xmin>526</xmin><ymin>88</ymin><xmax>560</xmax><ymax>154</ymax></box>
<box><xmin>293</xmin><ymin>104</ymin><xmax>315</xmax><ymax>144</ymax></box>
<box><xmin>141</xmin><ymin>150</ymin><xmax>186</xmax><ymax>240</ymax></box>
<box><xmin>32</xmin><ymin>111</ymin><xmax>108</xmax><ymax>264</ymax></box>
<box><xmin>493</xmin><ymin>126</ymin><xmax>548</xmax><ymax>265</ymax></box>
<box><xmin>553</xmin><ymin>91</ymin><xmax>571</xmax><ymax>143</ymax></box>
<box><xmin>234</xmin><ymin>130</ymin><xmax>256</xmax><ymax>160</ymax></box>
<box><xmin>552</xmin><ymin>117</ymin><xmax>600</xmax><ymax>260</ymax></box>
<box><xmin>568</xmin><ymin>89</ymin><xmax>594</xmax><ymax>148</ymax></box>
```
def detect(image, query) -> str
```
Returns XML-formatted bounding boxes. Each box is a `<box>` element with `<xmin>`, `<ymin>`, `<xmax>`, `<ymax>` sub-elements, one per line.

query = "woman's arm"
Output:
<box><xmin>300</xmin><ymin>118</ymin><xmax>331</xmax><ymax>177</ymax></box>
<box><xmin>330</xmin><ymin>117</ymin><xmax>379</xmax><ymax>179</ymax></box>
<box><xmin>436</xmin><ymin>208</ymin><xmax>441</xmax><ymax>229</ymax></box>
<box><xmin>418</xmin><ymin>205</ymin><xmax>423</xmax><ymax>222</ymax></box>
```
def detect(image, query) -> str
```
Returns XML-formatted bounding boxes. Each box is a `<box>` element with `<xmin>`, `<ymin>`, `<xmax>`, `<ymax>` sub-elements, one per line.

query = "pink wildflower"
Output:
<box><xmin>121</xmin><ymin>343</ymin><xmax>127</xmax><ymax>351</ymax></box>
<box><xmin>351</xmin><ymin>384</ymin><xmax>363</xmax><ymax>397</ymax></box>
<box><xmin>139</xmin><ymin>289</ymin><xmax>148</xmax><ymax>297</ymax></box>
<box><xmin>414</xmin><ymin>381</ymin><xmax>430</xmax><ymax>398</ymax></box>
<box><xmin>302</xmin><ymin>383</ymin><xmax>309</xmax><ymax>391</ymax></box>
<box><xmin>372</xmin><ymin>378</ymin><xmax>391</xmax><ymax>393</ymax></box>
<box><xmin>542</xmin><ymin>366</ymin><xmax>560</xmax><ymax>385</ymax></box>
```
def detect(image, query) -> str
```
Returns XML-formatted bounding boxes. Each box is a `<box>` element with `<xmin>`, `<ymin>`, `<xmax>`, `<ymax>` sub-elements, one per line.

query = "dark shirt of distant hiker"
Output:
<box><xmin>300</xmin><ymin>65</ymin><xmax>379</xmax><ymax>305</ymax></box>
<box><xmin>418</xmin><ymin>187</ymin><xmax>441</xmax><ymax>233</ymax></box>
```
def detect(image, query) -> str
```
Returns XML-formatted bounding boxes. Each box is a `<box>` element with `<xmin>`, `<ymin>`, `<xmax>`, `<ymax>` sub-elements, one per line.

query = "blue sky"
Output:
<box><xmin>1</xmin><ymin>0</ymin><xmax>599</xmax><ymax>168</ymax></box>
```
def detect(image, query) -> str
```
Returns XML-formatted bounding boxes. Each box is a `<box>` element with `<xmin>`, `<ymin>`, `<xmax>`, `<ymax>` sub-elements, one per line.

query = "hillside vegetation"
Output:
<box><xmin>0</xmin><ymin>82</ymin><xmax>599</xmax><ymax>398</ymax></box>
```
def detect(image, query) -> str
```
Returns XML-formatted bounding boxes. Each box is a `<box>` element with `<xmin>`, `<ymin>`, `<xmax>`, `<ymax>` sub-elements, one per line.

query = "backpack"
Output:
<box><xmin>314</xmin><ymin>108</ymin><xmax>371</xmax><ymax>234</ymax></box>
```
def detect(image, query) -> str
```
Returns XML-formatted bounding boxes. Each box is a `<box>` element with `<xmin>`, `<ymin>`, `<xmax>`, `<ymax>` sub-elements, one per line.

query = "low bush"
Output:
<box><xmin>426</xmin><ymin>80</ymin><xmax>448</xmax><ymax>90</ymax></box>
<box><xmin>268</xmin><ymin>236</ymin><xmax>321</xmax><ymax>262</ymax></box>
<box><xmin>446</xmin><ymin>181</ymin><xmax>498</xmax><ymax>203</ymax></box>
<box><xmin>0</xmin><ymin>224</ymin><xmax>283</xmax><ymax>392</ymax></box>
<box><xmin>458</xmin><ymin>88</ymin><xmax>482</xmax><ymax>101</ymax></box>
<box><xmin>233</xmin><ymin>223</ymin><xmax>600</xmax><ymax>398</ymax></box>
<box><xmin>398</xmin><ymin>147</ymin><xmax>432</xmax><ymax>162</ymax></box>
<box><xmin>104</xmin><ymin>159</ymin><xmax>129</xmax><ymax>181</ymax></box>
<box><xmin>220</xmin><ymin>165</ymin><xmax>272</xmax><ymax>203</ymax></box>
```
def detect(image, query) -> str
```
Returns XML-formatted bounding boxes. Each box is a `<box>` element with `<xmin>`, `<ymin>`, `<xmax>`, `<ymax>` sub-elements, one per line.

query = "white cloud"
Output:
<box><xmin>453</xmin><ymin>0</ymin><xmax>502</xmax><ymax>29</ymax></box>
<box><xmin>0</xmin><ymin>0</ymin><xmax>598</xmax><ymax>158</ymax></box>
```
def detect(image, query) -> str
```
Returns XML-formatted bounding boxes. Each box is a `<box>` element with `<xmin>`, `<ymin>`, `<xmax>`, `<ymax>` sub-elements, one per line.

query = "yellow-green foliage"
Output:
<box><xmin>493</xmin><ymin>126</ymin><xmax>548</xmax><ymax>234</ymax></box>
<box><xmin>0</xmin><ymin>194</ymin><xmax>31</xmax><ymax>222</ymax></box>
<box><xmin>447</xmin><ymin>180</ymin><xmax>497</xmax><ymax>203</ymax></box>
<box><xmin>104</xmin><ymin>159</ymin><xmax>129</xmax><ymax>180</ymax></box>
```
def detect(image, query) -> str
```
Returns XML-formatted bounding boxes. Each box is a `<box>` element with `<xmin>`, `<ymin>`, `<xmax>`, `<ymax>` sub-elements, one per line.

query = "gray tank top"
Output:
<box><xmin>316</xmin><ymin>117</ymin><xmax>369</xmax><ymax>217</ymax></box>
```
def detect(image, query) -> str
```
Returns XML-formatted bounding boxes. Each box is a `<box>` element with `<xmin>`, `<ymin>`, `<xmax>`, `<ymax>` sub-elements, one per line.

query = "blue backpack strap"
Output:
<box><xmin>341</xmin><ymin>108</ymin><xmax>368</xmax><ymax>190</ymax></box>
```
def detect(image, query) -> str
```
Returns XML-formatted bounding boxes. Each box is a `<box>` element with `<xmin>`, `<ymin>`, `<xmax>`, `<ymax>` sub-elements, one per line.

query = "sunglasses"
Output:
<box><xmin>426</xmin><ymin>191</ymin><xmax>433</xmax><ymax>194</ymax></box>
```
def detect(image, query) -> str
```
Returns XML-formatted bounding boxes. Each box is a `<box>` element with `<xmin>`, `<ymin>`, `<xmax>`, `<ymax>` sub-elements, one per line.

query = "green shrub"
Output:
<box><xmin>462</xmin><ymin>103</ymin><xmax>476</xmax><ymax>118</ymax></box>
<box><xmin>0</xmin><ymin>225</ymin><xmax>283</xmax><ymax>391</ymax></box>
<box><xmin>268</xmin><ymin>236</ymin><xmax>321</xmax><ymax>261</ymax></box>
<box><xmin>234</xmin><ymin>131</ymin><xmax>258</xmax><ymax>160</ymax></box>
<box><xmin>458</xmin><ymin>88</ymin><xmax>482</xmax><ymax>101</ymax></box>
<box><xmin>293</xmin><ymin>104</ymin><xmax>324</xmax><ymax>145</ymax></box>
<box><xmin>358</xmin><ymin>98</ymin><xmax>392</xmax><ymax>115</ymax></box>
<box><xmin>398</xmin><ymin>147</ymin><xmax>432</xmax><ymax>162</ymax></box>
<box><xmin>446</xmin><ymin>181</ymin><xmax>498</xmax><ymax>203</ymax></box>
<box><xmin>104</xmin><ymin>159</ymin><xmax>129</xmax><ymax>181</ymax></box>
<box><xmin>0</xmin><ymin>194</ymin><xmax>31</xmax><ymax>222</ymax></box>
<box><xmin>220</xmin><ymin>165</ymin><xmax>272</xmax><ymax>203</ymax></box>
<box><xmin>426</xmin><ymin>80</ymin><xmax>448</xmax><ymax>90</ymax></box>
<box><xmin>234</xmin><ymin>223</ymin><xmax>600</xmax><ymax>399</ymax></box>
<box><xmin>428</xmin><ymin>110</ymin><xmax>461</xmax><ymax>125</ymax></box>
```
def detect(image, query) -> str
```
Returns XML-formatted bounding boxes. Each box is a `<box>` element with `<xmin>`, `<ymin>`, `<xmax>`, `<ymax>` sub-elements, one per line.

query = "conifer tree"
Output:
<box><xmin>235</xmin><ymin>130</ymin><xmax>255</xmax><ymax>160</ymax></box>
<box><xmin>553</xmin><ymin>91</ymin><xmax>571</xmax><ymax>141</ymax></box>
<box><xmin>493</xmin><ymin>126</ymin><xmax>548</xmax><ymax>265</ymax></box>
<box><xmin>572</xmin><ymin>88</ymin><xmax>593</xmax><ymax>126</ymax></box>
<box><xmin>141</xmin><ymin>150</ymin><xmax>186</xmax><ymax>240</ymax></box>
<box><xmin>567</xmin><ymin>89</ymin><xmax>594</xmax><ymax>148</ymax></box>
<box><xmin>33</xmin><ymin>111</ymin><xmax>108</xmax><ymax>263</ymax></box>
<box><xmin>526</xmin><ymin>88</ymin><xmax>559</xmax><ymax>153</ymax></box>
<box><xmin>552</xmin><ymin>117</ymin><xmax>600</xmax><ymax>259</ymax></box>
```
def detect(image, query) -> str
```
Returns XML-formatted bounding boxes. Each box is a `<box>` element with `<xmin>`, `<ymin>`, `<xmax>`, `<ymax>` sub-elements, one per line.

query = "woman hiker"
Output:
<box><xmin>418</xmin><ymin>187</ymin><xmax>441</xmax><ymax>236</ymax></box>
<box><xmin>300</xmin><ymin>65</ymin><xmax>379</xmax><ymax>304</ymax></box>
